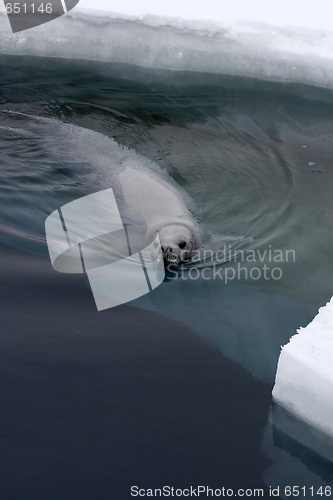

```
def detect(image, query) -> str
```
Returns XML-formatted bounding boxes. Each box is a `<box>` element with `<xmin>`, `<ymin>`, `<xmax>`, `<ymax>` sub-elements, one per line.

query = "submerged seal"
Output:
<box><xmin>0</xmin><ymin>111</ymin><xmax>202</xmax><ymax>265</ymax></box>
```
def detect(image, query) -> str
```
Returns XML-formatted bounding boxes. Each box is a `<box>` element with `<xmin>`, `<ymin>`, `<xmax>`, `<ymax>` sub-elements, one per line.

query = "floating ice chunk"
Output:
<box><xmin>272</xmin><ymin>297</ymin><xmax>333</xmax><ymax>437</ymax></box>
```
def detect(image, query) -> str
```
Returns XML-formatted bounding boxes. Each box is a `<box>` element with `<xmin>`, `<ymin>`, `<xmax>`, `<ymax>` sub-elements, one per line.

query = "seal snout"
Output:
<box><xmin>158</xmin><ymin>224</ymin><xmax>198</xmax><ymax>267</ymax></box>
<box><xmin>161</xmin><ymin>245</ymin><xmax>179</xmax><ymax>264</ymax></box>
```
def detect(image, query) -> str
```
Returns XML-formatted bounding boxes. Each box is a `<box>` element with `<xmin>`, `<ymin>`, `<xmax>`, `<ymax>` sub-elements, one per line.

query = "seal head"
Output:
<box><xmin>158</xmin><ymin>224</ymin><xmax>200</xmax><ymax>265</ymax></box>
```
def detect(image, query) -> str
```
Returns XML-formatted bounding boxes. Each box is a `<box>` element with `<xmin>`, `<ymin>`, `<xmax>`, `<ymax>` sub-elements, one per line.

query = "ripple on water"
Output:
<box><xmin>0</xmin><ymin>59</ymin><xmax>333</xmax><ymax>382</ymax></box>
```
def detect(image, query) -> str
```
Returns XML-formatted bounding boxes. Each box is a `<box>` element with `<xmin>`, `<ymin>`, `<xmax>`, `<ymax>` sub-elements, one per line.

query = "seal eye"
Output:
<box><xmin>179</xmin><ymin>241</ymin><xmax>186</xmax><ymax>249</ymax></box>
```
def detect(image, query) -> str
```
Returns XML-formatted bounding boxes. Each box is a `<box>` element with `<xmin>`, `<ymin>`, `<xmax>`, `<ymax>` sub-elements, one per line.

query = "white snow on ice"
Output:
<box><xmin>0</xmin><ymin>5</ymin><xmax>333</xmax><ymax>89</ymax></box>
<box><xmin>273</xmin><ymin>297</ymin><xmax>333</xmax><ymax>436</ymax></box>
<box><xmin>78</xmin><ymin>0</ymin><xmax>333</xmax><ymax>31</ymax></box>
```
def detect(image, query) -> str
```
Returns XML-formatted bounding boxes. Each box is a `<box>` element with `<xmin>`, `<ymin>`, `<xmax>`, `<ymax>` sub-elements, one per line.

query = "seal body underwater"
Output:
<box><xmin>0</xmin><ymin>111</ymin><xmax>202</xmax><ymax>265</ymax></box>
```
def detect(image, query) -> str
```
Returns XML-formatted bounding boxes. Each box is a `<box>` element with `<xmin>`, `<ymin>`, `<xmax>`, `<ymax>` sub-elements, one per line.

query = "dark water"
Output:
<box><xmin>0</xmin><ymin>55</ymin><xmax>333</xmax><ymax>498</ymax></box>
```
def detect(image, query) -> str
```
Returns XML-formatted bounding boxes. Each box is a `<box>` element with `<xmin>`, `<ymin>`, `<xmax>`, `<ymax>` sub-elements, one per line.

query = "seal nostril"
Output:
<box><xmin>162</xmin><ymin>246</ymin><xmax>174</xmax><ymax>256</ymax></box>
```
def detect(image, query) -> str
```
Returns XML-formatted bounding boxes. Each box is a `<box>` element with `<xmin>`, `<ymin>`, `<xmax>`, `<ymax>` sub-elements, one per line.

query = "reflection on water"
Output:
<box><xmin>1</xmin><ymin>55</ymin><xmax>333</xmax><ymax>487</ymax></box>
<box><xmin>262</xmin><ymin>403</ymin><xmax>333</xmax><ymax>498</ymax></box>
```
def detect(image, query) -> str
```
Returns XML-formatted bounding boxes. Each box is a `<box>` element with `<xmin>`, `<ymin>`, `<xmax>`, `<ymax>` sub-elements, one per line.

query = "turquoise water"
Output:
<box><xmin>1</xmin><ymin>55</ymin><xmax>332</xmax><ymax>378</ymax></box>
<box><xmin>0</xmin><ymin>54</ymin><xmax>333</xmax><ymax>495</ymax></box>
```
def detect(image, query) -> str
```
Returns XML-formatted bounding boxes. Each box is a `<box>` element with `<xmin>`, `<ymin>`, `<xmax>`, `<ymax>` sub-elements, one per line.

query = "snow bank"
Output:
<box><xmin>77</xmin><ymin>0</ymin><xmax>333</xmax><ymax>32</ymax></box>
<box><xmin>1</xmin><ymin>6</ymin><xmax>333</xmax><ymax>89</ymax></box>
<box><xmin>273</xmin><ymin>298</ymin><xmax>333</xmax><ymax>437</ymax></box>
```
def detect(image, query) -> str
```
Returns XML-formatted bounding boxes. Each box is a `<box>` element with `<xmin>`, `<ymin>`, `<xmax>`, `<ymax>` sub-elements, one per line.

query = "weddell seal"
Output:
<box><xmin>0</xmin><ymin>112</ymin><xmax>201</xmax><ymax>266</ymax></box>
<box><xmin>116</xmin><ymin>160</ymin><xmax>202</xmax><ymax>265</ymax></box>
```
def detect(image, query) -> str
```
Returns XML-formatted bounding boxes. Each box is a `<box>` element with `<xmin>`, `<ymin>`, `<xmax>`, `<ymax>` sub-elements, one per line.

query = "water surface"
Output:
<box><xmin>1</xmin><ymin>55</ymin><xmax>333</xmax><ymax>496</ymax></box>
